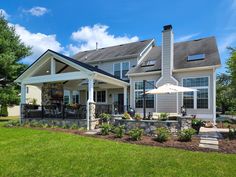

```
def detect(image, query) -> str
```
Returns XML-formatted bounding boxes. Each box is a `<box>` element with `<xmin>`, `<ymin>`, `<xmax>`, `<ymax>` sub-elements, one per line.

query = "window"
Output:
<box><xmin>97</xmin><ymin>91</ymin><xmax>106</xmax><ymax>102</ymax></box>
<box><xmin>87</xmin><ymin>90</ymin><xmax>106</xmax><ymax>103</ymax></box>
<box><xmin>72</xmin><ymin>94</ymin><xmax>80</xmax><ymax>104</ymax></box>
<box><xmin>64</xmin><ymin>95</ymin><xmax>69</xmax><ymax>105</ymax></box>
<box><xmin>183</xmin><ymin>77</ymin><xmax>209</xmax><ymax>109</ymax></box>
<box><xmin>122</xmin><ymin>62</ymin><xmax>129</xmax><ymax>79</ymax></box>
<box><xmin>135</xmin><ymin>81</ymin><xmax>154</xmax><ymax>108</ymax></box>
<box><xmin>197</xmin><ymin>88</ymin><xmax>208</xmax><ymax>108</ymax></box>
<box><xmin>141</xmin><ymin>59</ymin><xmax>156</xmax><ymax>67</ymax></box>
<box><xmin>183</xmin><ymin>92</ymin><xmax>194</xmax><ymax>108</ymax></box>
<box><xmin>187</xmin><ymin>54</ymin><xmax>205</xmax><ymax>61</ymax></box>
<box><xmin>113</xmin><ymin>62</ymin><xmax>130</xmax><ymax>79</ymax></box>
<box><xmin>114</xmin><ymin>63</ymin><xmax>121</xmax><ymax>79</ymax></box>
<box><xmin>26</xmin><ymin>87</ymin><xmax>29</xmax><ymax>94</ymax></box>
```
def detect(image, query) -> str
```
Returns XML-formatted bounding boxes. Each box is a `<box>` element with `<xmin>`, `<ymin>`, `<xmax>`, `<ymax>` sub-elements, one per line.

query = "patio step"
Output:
<box><xmin>200</xmin><ymin>139</ymin><xmax>218</xmax><ymax>145</ymax></box>
<box><xmin>199</xmin><ymin>143</ymin><xmax>219</xmax><ymax>150</ymax></box>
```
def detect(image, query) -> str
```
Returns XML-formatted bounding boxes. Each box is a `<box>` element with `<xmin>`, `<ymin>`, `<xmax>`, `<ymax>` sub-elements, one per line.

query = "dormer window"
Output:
<box><xmin>141</xmin><ymin>59</ymin><xmax>156</xmax><ymax>67</ymax></box>
<box><xmin>187</xmin><ymin>54</ymin><xmax>205</xmax><ymax>61</ymax></box>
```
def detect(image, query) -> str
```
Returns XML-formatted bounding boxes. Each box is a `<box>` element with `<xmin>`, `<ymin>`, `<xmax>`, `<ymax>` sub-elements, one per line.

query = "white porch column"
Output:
<box><xmin>88</xmin><ymin>78</ymin><xmax>94</xmax><ymax>102</ymax></box>
<box><xmin>213</xmin><ymin>68</ymin><xmax>216</xmax><ymax>125</ymax></box>
<box><xmin>21</xmin><ymin>83</ymin><xmax>27</xmax><ymax>104</ymax></box>
<box><xmin>51</xmin><ymin>58</ymin><xmax>56</xmax><ymax>75</ymax></box>
<box><xmin>69</xmin><ymin>90</ymin><xmax>73</xmax><ymax>104</ymax></box>
<box><xmin>86</xmin><ymin>77</ymin><xmax>94</xmax><ymax>130</ymax></box>
<box><xmin>123</xmin><ymin>86</ymin><xmax>127</xmax><ymax>112</ymax></box>
<box><xmin>20</xmin><ymin>83</ymin><xmax>27</xmax><ymax>124</ymax></box>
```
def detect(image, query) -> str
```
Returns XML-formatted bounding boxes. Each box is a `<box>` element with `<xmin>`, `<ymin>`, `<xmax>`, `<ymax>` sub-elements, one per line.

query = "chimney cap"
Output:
<box><xmin>163</xmin><ymin>25</ymin><xmax>172</xmax><ymax>31</ymax></box>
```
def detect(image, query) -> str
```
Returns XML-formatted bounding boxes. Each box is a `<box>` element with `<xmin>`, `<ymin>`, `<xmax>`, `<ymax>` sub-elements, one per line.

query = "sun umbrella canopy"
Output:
<box><xmin>145</xmin><ymin>83</ymin><xmax>197</xmax><ymax>94</ymax></box>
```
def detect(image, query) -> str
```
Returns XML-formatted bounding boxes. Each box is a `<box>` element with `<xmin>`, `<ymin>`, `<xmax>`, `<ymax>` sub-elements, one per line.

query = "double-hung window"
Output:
<box><xmin>135</xmin><ymin>81</ymin><xmax>154</xmax><ymax>108</ymax></box>
<box><xmin>87</xmin><ymin>90</ymin><xmax>106</xmax><ymax>103</ymax></box>
<box><xmin>72</xmin><ymin>94</ymin><xmax>80</xmax><ymax>104</ymax></box>
<box><xmin>183</xmin><ymin>77</ymin><xmax>209</xmax><ymax>109</ymax></box>
<box><xmin>113</xmin><ymin>62</ymin><xmax>130</xmax><ymax>79</ymax></box>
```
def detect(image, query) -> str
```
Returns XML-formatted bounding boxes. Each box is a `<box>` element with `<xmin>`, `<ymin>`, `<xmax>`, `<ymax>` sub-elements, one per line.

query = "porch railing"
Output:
<box><xmin>21</xmin><ymin>103</ymin><xmax>127</xmax><ymax>120</ymax></box>
<box><xmin>21</xmin><ymin>104</ymin><xmax>86</xmax><ymax>119</ymax></box>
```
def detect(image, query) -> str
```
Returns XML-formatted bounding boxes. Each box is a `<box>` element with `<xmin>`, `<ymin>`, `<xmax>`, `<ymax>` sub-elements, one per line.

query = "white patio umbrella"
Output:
<box><xmin>145</xmin><ymin>83</ymin><xmax>197</xmax><ymax>94</ymax></box>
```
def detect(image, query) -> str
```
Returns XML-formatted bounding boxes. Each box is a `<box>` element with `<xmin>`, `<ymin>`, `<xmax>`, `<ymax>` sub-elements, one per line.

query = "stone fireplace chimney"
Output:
<box><xmin>162</xmin><ymin>25</ymin><xmax>174</xmax><ymax>76</ymax></box>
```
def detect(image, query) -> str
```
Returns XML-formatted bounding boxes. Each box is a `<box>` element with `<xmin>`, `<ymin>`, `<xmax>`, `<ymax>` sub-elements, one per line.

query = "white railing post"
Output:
<box><xmin>124</xmin><ymin>86</ymin><xmax>127</xmax><ymax>112</ymax></box>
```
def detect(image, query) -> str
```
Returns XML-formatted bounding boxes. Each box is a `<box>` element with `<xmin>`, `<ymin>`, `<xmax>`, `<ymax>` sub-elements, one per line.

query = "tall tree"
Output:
<box><xmin>216</xmin><ymin>73</ymin><xmax>235</xmax><ymax>114</ymax></box>
<box><xmin>0</xmin><ymin>14</ymin><xmax>31</xmax><ymax>115</ymax></box>
<box><xmin>227</xmin><ymin>47</ymin><xmax>236</xmax><ymax>96</ymax></box>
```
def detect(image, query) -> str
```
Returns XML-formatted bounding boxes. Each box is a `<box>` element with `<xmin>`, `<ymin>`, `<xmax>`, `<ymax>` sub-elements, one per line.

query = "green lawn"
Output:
<box><xmin>0</xmin><ymin>116</ymin><xmax>19</xmax><ymax>121</ymax></box>
<box><xmin>0</xmin><ymin>124</ymin><xmax>236</xmax><ymax>177</ymax></box>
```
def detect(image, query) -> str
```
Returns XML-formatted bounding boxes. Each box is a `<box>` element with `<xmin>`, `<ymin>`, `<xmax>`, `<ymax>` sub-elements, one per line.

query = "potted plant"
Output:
<box><xmin>134</xmin><ymin>113</ymin><xmax>142</xmax><ymax>121</ymax></box>
<box><xmin>29</xmin><ymin>98</ymin><xmax>38</xmax><ymax>109</ymax></box>
<box><xmin>191</xmin><ymin>118</ymin><xmax>203</xmax><ymax>134</ymax></box>
<box><xmin>159</xmin><ymin>112</ymin><xmax>168</xmax><ymax>121</ymax></box>
<box><xmin>122</xmin><ymin>112</ymin><xmax>131</xmax><ymax>120</ymax></box>
<box><xmin>99</xmin><ymin>113</ymin><xmax>112</xmax><ymax>124</ymax></box>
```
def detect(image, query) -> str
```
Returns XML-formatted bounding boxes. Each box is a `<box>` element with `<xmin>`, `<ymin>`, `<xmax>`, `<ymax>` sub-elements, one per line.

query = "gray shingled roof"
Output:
<box><xmin>73</xmin><ymin>39</ymin><xmax>153</xmax><ymax>63</ymax></box>
<box><xmin>128</xmin><ymin>37</ymin><xmax>221</xmax><ymax>74</ymax></box>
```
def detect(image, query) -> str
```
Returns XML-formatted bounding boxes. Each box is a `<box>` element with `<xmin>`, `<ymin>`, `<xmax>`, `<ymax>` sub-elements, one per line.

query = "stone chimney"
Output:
<box><xmin>162</xmin><ymin>25</ymin><xmax>174</xmax><ymax>76</ymax></box>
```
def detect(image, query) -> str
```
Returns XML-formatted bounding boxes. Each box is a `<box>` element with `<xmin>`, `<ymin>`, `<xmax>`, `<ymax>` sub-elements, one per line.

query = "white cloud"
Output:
<box><xmin>175</xmin><ymin>33</ymin><xmax>200</xmax><ymax>42</ymax></box>
<box><xmin>9</xmin><ymin>23</ymin><xmax>63</xmax><ymax>63</ymax></box>
<box><xmin>24</xmin><ymin>7</ymin><xmax>48</xmax><ymax>16</ymax></box>
<box><xmin>0</xmin><ymin>9</ymin><xmax>9</xmax><ymax>19</ymax></box>
<box><xmin>68</xmin><ymin>24</ymin><xmax>139</xmax><ymax>54</ymax></box>
<box><xmin>218</xmin><ymin>33</ymin><xmax>236</xmax><ymax>54</ymax></box>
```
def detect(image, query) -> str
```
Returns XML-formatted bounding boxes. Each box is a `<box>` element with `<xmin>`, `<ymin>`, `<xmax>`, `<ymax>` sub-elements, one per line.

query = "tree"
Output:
<box><xmin>0</xmin><ymin>14</ymin><xmax>31</xmax><ymax>116</ymax></box>
<box><xmin>216</xmin><ymin>73</ymin><xmax>235</xmax><ymax>114</ymax></box>
<box><xmin>227</xmin><ymin>47</ymin><xmax>236</xmax><ymax>97</ymax></box>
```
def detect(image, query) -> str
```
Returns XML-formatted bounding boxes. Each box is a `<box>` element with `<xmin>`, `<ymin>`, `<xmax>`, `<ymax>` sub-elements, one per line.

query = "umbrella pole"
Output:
<box><xmin>143</xmin><ymin>80</ymin><xmax>146</xmax><ymax>119</ymax></box>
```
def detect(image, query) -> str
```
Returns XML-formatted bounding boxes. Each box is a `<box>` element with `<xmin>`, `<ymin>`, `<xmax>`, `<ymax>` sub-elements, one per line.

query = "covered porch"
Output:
<box><xmin>16</xmin><ymin>50</ymin><xmax>129</xmax><ymax>130</ymax></box>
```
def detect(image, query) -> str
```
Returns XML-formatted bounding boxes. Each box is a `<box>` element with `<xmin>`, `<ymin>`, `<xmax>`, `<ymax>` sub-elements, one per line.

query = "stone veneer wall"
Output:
<box><xmin>22</xmin><ymin>118</ymin><xmax>99</xmax><ymax>129</ymax></box>
<box><xmin>42</xmin><ymin>83</ymin><xmax>63</xmax><ymax>106</ymax></box>
<box><xmin>114</xmin><ymin>116</ymin><xmax>192</xmax><ymax>134</ymax></box>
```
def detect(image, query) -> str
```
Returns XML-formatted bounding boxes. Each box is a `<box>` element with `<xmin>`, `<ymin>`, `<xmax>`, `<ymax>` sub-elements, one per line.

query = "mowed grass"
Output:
<box><xmin>0</xmin><ymin>116</ymin><xmax>19</xmax><ymax>121</ymax></box>
<box><xmin>0</xmin><ymin>124</ymin><xmax>236</xmax><ymax>177</ymax></box>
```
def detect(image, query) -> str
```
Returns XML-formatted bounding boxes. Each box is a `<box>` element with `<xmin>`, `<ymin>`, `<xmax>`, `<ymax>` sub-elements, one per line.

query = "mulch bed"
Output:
<box><xmin>31</xmin><ymin>127</ymin><xmax>236</xmax><ymax>154</ymax></box>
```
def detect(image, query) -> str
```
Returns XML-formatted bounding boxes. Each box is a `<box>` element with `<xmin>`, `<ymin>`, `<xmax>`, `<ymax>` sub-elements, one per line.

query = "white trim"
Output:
<box><xmin>181</xmin><ymin>76</ymin><xmax>210</xmax><ymax>110</ymax></box>
<box><xmin>50</xmin><ymin>57</ymin><xmax>56</xmax><ymax>75</ymax></box>
<box><xmin>22</xmin><ymin>71</ymin><xmax>90</xmax><ymax>84</ymax></box>
<box><xmin>212</xmin><ymin>68</ymin><xmax>216</xmax><ymax>124</ymax></box>
<box><xmin>173</xmin><ymin>65</ymin><xmax>221</xmax><ymax>73</ymax></box>
<box><xmin>139</xmin><ymin>39</ymin><xmax>154</xmax><ymax>57</ymax></box>
<box><xmin>127</xmin><ymin>70</ymin><xmax>161</xmax><ymax>76</ymax></box>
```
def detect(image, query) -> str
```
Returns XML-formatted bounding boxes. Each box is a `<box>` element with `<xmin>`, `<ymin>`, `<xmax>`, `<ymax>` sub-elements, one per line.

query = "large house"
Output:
<box><xmin>15</xmin><ymin>25</ymin><xmax>221</xmax><ymax>128</ymax></box>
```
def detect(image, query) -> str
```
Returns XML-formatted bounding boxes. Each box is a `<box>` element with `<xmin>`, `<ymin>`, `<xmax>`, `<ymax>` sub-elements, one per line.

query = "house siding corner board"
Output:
<box><xmin>174</xmin><ymin>69</ymin><xmax>214</xmax><ymax>119</ymax></box>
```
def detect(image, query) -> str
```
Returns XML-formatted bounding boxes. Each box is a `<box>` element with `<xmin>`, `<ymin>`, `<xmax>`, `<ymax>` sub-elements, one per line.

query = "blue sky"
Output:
<box><xmin>1</xmin><ymin>0</ymin><xmax>236</xmax><ymax>73</ymax></box>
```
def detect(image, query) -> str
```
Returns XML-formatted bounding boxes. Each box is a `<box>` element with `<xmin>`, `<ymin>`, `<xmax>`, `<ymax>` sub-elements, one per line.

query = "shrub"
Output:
<box><xmin>134</xmin><ymin>113</ymin><xmax>142</xmax><ymax>120</ymax></box>
<box><xmin>0</xmin><ymin>104</ymin><xmax>8</xmax><ymax>117</ymax></box>
<box><xmin>159</xmin><ymin>112</ymin><xmax>168</xmax><ymax>121</ymax></box>
<box><xmin>129</xmin><ymin>128</ymin><xmax>143</xmax><ymax>141</ymax></box>
<box><xmin>155</xmin><ymin>127</ymin><xmax>170</xmax><ymax>143</ymax></box>
<box><xmin>192</xmin><ymin>119</ymin><xmax>204</xmax><ymax>134</ymax></box>
<box><xmin>99</xmin><ymin>113</ymin><xmax>111</xmax><ymax>123</ymax></box>
<box><xmin>43</xmin><ymin>123</ymin><xmax>50</xmax><ymax>128</ymax></box>
<box><xmin>101</xmin><ymin>123</ymin><xmax>111</xmax><ymax>135</ymax></box>
<box><xmin>70</xmin><ymin>123</ymin><xmax>78</xmax><ymax>130</ymax></box>
<box><xmin>178</xmin><ymin>128</ymin><xmax>196</xmax><ymax>142</ymax></box>
<box><xmin>62</xmin><ymin>124</ymin><xmax>70</xmax><ymax>129</ymax></box>
<box><xmin>3</xmin><ymin>120</ymin><xmax>20</xmax><ymax>127</ymax></box>
<box><xmin>122</xmin><ymin>112</ymin><xmax>131</xmax><ymax>120</ymax></box>
<box><xmin>29</xmin><ymin>120</ymin><xmax>43</xmax><ymax>127</ymax></box>
<box><xmin>114</xmin><ymin>125</ymin><xmax>125</xmax><ymax>138</ymax></box>
<box><xmin>228</xmin><ymin>128</ymin><xmax>236</xmax><ymax>140</ymax></box>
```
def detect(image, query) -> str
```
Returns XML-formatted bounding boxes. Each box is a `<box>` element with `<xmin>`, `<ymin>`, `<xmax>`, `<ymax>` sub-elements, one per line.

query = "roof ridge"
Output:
<box><xmin>75</xmin><ymin>39</ymin><xmax>154</xmax><ymax>54</ymax></box>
